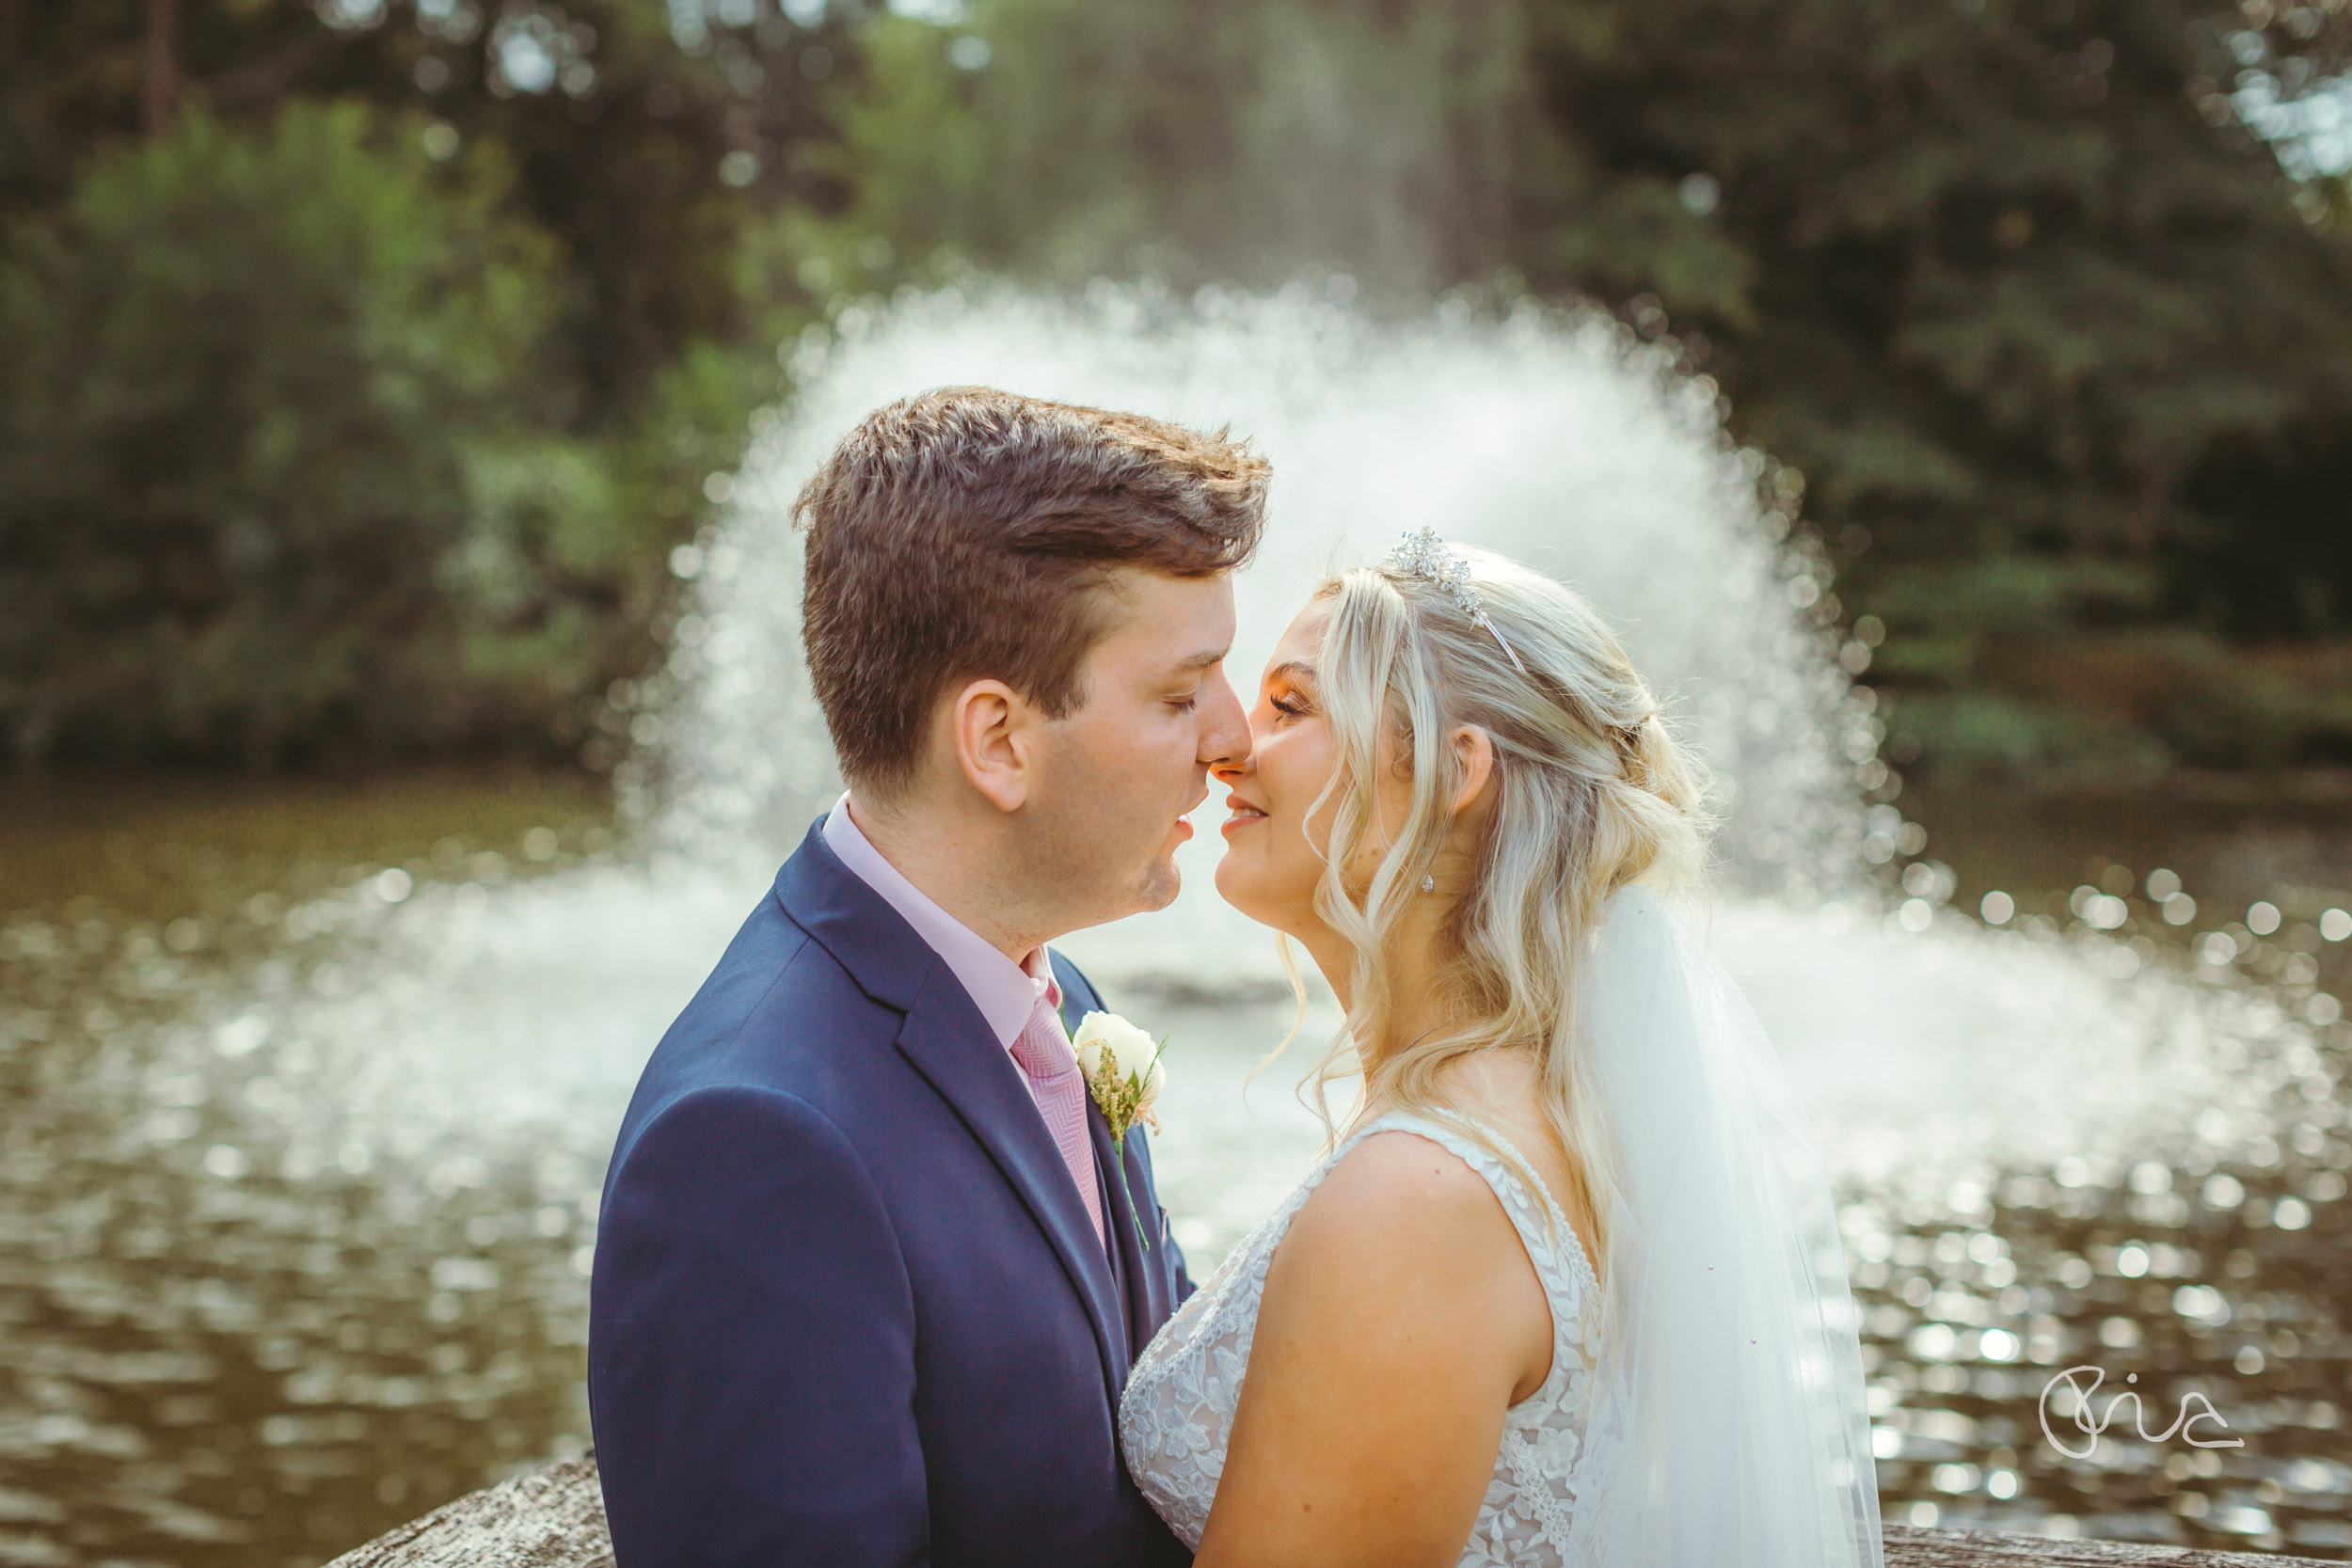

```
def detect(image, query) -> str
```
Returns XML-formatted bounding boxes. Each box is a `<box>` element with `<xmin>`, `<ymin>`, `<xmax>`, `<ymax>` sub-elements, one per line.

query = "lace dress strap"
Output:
<box><xmin>1346</xmin><ymin>1110</ymin><xmax>1602</xmax><ymax>1358</ymax></box>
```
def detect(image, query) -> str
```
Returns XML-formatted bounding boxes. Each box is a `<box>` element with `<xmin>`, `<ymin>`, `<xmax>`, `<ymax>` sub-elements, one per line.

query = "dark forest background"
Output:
<box><xmin>5</xmin><ymin>0</ymin><xmax>2351</xmax><ymax>789</ymax></box>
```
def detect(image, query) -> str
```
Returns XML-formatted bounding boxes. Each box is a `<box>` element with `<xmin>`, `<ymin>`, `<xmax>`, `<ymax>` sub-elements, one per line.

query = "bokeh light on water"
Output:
<box><xmin>0</xmin><ymin>782</ymin><xmax>620</xmax><ymax>1565</ymax></box>
<box><xmin>6</xmin><ymin>291</ymin><xmax>2352</xmax><ymax>1561</ymax></box>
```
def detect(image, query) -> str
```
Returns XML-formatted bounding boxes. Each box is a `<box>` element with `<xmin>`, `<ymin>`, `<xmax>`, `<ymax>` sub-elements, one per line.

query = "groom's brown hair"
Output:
<box><xmin>795</xmin><ymin>386</ymin><xmax>1270</xmax><ymax>793</ymax></box>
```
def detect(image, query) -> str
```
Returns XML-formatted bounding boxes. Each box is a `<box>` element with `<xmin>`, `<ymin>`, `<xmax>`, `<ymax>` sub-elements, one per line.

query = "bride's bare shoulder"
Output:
<box><xmin>1272</xmin><ymin>1127</ymin><xmax>1538</xmax><ymax>1307</ymax></box>
<box><xmin>1255</xmin><ymin>1125</ymin><xmax>1554</xmax><ymax>1400</ymax></box>
<box><xmin>1198</xmin><ymin>1127</ymin><xmax>1557</xmax><ymax>1563</ymax></box>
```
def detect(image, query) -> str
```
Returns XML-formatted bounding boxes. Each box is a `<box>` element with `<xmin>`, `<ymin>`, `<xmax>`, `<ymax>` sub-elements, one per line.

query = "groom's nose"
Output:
<box><xmin>1197</xmin><ymin>668</ymin><xmax>1251</xmax><ymax>773</ymax></box>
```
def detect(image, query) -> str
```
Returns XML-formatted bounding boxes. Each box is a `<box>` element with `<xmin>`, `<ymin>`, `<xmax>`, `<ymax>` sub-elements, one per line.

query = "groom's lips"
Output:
<box><xmin>1172</xmin><ymin>785</ymin><xmax>1211</xmax><ymax>844</ymax></box>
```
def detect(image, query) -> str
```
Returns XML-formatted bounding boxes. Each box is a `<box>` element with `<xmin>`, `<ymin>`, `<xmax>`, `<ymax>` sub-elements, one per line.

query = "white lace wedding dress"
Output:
<box><xmin>1117</xmin><ymin>1109</ymin><xmax>1629</xmax><ymax>1566</ymax></box>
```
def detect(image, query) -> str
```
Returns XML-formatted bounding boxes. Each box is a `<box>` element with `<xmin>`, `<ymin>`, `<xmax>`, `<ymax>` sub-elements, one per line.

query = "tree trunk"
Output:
<box><xmin>142</xmin><ymin>0</ymin><xmax>179</xmax><ymax>137</ymax></box>
<box><xmin>2126</xmin><ymin>453</ymin><xmax>2173</xmax><ymax>555</ymax></box>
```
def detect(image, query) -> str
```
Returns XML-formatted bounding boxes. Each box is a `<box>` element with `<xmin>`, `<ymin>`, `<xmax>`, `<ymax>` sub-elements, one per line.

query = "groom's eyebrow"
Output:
<box><xmin>1170</xmin><ymin>648</ymin><xmax>1229</xmax><ymax>673</ymax></box>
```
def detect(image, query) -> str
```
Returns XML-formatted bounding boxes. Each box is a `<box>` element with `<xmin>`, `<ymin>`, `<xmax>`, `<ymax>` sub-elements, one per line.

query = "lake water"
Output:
<box><xmin>7</xmin><ymin>287</ymin><xmax>2352</xmax><ymax>1563</ymax></box>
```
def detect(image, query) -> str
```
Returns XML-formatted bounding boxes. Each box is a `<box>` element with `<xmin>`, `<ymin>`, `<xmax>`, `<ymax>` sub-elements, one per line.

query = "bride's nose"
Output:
<box><xmin>1200</xmin><ymin>673</ymin><xmax>1251</xmax><ymax>777</ymax></box>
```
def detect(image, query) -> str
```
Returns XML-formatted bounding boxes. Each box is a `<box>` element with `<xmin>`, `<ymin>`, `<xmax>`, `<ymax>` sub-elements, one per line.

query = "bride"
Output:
<box><xmin>1117</xmin><ymin>530</ymin><xmax>1883</xmax><ymax>1567</ymax></box>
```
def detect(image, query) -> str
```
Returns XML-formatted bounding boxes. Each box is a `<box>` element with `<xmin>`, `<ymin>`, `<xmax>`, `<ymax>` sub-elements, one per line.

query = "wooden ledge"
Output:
<box><xmin>326</xmin><ymin>1454</ymin><xmax>2334</xmax><ymax>1567</ymax></box>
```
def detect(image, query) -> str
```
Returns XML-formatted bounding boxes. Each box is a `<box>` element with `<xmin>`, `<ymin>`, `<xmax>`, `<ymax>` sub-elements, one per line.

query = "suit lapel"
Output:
<box><xmin>776</xmin><ymin>819</ymin><xmax>1128</xmax><ymax>1403</ymax></box>
<box><xmin>1094</xmin><ymin>1106</ymin><xmax>1162</xmax><ymax>1364</ymax></box>
<box><xmin>1055</xmin><ymin>951</ymin><xmax>1164</xmax><ymax>1367</ymax></box>
<box><xmin>892</xmin><ymin>957</ymin><xmax>1127</xmax><ymax>1405</ymax></box>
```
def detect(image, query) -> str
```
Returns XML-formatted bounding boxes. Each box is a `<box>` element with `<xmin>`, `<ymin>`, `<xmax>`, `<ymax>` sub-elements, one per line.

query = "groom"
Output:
<box><xmin>587</xmin><ymin>387</ymin><xmax>1268</xmax><ymax>1566</ymax></box>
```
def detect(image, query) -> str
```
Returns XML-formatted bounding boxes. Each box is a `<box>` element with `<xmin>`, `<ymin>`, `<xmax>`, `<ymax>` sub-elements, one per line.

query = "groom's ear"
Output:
<box><xmin>947</xmin><ymin>677</ymin><xmax>1039</xmax><ymax>815</ymax></box>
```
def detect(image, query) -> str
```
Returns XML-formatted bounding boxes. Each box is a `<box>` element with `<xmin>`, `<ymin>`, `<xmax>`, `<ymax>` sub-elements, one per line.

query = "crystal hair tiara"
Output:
<box><xmin>1384</xmin><ymin>526</ymin><xmax>1529</xmax><ymax>675</ymax></box>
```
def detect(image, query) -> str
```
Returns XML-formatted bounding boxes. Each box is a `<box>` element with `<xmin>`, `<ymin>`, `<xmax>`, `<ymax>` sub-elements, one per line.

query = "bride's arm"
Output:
<box><xmin>1191</xmin><ymin>1130</ymin><xmax>1554</xmax><ymax>1568</ymax></box>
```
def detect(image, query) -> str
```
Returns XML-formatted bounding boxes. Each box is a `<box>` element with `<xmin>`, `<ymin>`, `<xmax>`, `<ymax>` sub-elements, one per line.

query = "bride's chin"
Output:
<box><xmin>1212</xmin><ymin>861</ymin><xmax>1283</xmax><ymax>928</ymax></box>
<box><xmin>1210</xmin><ymin>856</ymin><xmax>1255</xmax><ymax>916</ymax></box>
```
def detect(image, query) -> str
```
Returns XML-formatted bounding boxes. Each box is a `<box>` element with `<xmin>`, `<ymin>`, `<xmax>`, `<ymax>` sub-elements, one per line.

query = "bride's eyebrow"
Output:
<box><xmin>1265</xmin><ymin>659</ymin><xmax>1318</xmax><ymax>690</ymax></box>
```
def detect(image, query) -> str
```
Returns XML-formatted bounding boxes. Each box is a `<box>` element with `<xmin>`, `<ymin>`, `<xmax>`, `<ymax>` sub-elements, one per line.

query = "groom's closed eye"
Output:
<box><xmin>1161</xmin><ymin>646</ymin><xmax>1232</xmax><ymax>712</ymax></box>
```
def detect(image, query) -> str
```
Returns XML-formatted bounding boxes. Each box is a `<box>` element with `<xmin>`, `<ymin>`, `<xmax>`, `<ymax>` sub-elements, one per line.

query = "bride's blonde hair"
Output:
<box><xmin>1293</xmin><ymin>545</ymin><xmax>1712</xmax><ymax>1329</ymax></box>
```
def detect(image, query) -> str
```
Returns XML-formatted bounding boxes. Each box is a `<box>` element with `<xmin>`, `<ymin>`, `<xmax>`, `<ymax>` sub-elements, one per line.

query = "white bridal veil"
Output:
<box><xmin>1569</xmin><ymin>885</ymin><xmax>1883</xmax><ymax>1566</ymax></box>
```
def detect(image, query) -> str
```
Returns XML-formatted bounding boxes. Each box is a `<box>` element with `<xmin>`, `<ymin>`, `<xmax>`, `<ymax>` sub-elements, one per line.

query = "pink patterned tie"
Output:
<box><xmin>1007</xmin><ymin>969</ymin><xmax>1106</xmax><ymax>1250</ymax></box>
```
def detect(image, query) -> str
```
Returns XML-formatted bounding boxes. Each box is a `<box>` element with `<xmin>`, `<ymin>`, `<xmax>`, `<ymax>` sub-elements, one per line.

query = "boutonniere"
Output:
<box><xmin>1073</xmin><ymin>1010</ymin><xmax>1168</xmax><ymax>1250</ymax></box>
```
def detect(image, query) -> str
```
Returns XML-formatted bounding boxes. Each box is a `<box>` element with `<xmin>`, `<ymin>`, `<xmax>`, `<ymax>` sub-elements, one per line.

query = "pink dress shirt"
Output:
<box><xmin>822</xmin><ymin>794</ymin><xmax>1106</xmax><ymax>1243</ymax></box>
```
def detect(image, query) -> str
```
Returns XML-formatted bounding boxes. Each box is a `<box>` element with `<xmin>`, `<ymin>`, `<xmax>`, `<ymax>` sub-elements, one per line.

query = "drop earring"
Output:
<box><xmin>1421</xmin><ymin>873</ymin><xmax>1436</xmax><ymax>894</ymax></box>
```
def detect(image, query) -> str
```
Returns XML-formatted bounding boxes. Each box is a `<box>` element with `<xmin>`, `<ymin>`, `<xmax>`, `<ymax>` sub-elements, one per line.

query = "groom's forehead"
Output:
<box><xmin>1084</xmin><ymin>590</ymin><xmax>1234</xmax><ymax>679</ymax></box>
<box><xmin>1096</xmin><ymin>630</ymin><xmax>1232</xmax><ymax>676</ymax></box>
<box><xmin>1092</xmin><ymin>568</ymin><xmax>1232</xmax><ymax>634</ymax></box>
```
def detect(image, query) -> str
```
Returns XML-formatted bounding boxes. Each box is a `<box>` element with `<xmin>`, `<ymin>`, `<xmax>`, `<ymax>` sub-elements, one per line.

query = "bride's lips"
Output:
<box><xmin>1220</xmin><ymin>794</ymin><xmax>1269</xmax><ymax>836</ymax></box>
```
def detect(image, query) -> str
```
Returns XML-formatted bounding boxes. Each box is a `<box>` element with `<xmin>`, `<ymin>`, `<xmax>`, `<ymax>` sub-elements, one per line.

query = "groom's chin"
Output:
<box><xmin>1135</xmin><ymin>859</ymin><xmax>1182</xmax><ymax>913</ymax></box>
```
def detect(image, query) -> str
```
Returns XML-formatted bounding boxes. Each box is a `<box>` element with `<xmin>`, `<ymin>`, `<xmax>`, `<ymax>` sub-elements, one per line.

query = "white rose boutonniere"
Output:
<box><xmin>1072</xmin><ymin>1010</ymin><xmax>1168</xmax><ymax>1249</ymax></box>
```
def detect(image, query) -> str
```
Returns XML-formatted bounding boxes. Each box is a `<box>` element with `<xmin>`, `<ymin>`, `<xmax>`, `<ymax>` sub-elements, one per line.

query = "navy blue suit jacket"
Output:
<box><xmin>588</xmin><ymin>819</ymin><xmax>1195</xmax><ymax>1567</ymax></box>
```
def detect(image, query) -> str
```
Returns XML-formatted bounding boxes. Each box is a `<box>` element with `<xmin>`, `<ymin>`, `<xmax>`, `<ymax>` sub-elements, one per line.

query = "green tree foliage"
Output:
<box><xmin>0</xmin><ymin>0</ymin><xmax>856</xmax><ymax>419</ymax></box>
<box><xmin>8</xmin><ymin>0</ymin><xmax>2351</xmax><ymax>781</ymax></box>
<box><xmin>1527</xmin><ymin>0</ymin><xmax>2352</xmax><ymax>782</ymax></box>
<box><xmin>0</xmin><ymin>103</ymin><xmax>557</xmax><ymax>764</ymax></box>
<box><xmin>0</xmin><ymin>0</ymin><xmax>862</xmax><ymax>768</ymax></box>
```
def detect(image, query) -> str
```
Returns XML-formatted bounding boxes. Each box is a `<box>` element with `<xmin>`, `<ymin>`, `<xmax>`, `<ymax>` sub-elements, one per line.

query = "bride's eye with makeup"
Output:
<box><xmin>1268</xmin><ymin>690</ymin><xmax>1311</xmax><ymax>721</ymax></box>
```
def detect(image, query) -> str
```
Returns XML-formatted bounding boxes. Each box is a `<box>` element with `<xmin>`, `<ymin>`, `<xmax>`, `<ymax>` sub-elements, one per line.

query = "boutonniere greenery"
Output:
<box><xmin>1073</xmin><ymin>1010</ymin><xmax>1168</xmax><ymax>1250</ymax></box>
